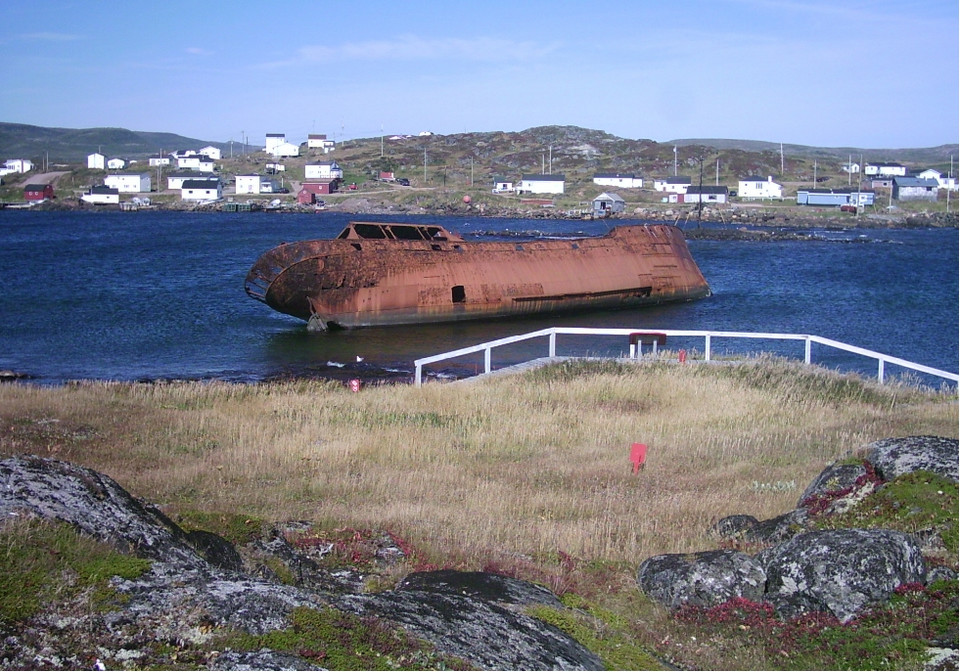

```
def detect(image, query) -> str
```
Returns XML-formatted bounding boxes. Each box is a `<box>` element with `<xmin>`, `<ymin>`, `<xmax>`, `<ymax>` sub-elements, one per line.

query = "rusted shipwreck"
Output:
<box><xmin>244</xmin><ymin>221</ymin><xmax>711</xmax><ymax>330</ymax></box>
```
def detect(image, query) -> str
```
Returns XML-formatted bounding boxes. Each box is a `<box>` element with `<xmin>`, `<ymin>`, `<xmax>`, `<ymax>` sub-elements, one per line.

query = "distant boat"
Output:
<box><xmin>245</xmin><ymin>221</ymin><xmax>711</xmax><ymax>331</ymax></box>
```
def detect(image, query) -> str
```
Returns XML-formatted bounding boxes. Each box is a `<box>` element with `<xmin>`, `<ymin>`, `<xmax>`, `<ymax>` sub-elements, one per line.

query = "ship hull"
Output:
<box><xmin>245</xmin><ymin>223</ymin><xmax>711</xmax><ymax>330</ymax></box>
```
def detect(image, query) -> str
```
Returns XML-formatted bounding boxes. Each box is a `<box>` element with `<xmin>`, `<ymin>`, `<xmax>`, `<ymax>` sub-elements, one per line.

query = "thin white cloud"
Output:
<box><xmin>254</xmin><ymin>34</ymin><xmax>559</xmax><ymax>70</ymax></box>
<box><xmin>185</xmin><ymin>47</ymin><xmax>213</xmax><ymax>56</ymax></box>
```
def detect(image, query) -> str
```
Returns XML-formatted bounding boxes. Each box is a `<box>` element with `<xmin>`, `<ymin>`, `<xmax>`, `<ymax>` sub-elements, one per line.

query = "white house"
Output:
<box><xmin>167</xmin><ymin>171</ymin><xmax>217</xmax><ymax>190</ymax></box>
<box><xmin>148</xmin><ymin>155</ymin><xmax>171</xmax><ymax>167</ymax></box>
<box><xmin>181</xmin><ymin>179</ymin><xmax>222</xmax><ymax>201</ymax></box>
<box><xmin>842</xmin><ymin>162</ymin><xmax>860</xmax><ymax>174</ymax></box>
<box><xmin>864</xmin><ymin>163</ymin><xmax>906</xmax><ymax>177</ymax></box>
<box><xmin>593</xmin><ymin>173</ymin><xmax>643</xmax><ymax>189</ymax></box>
<box><xmin>682</xmin><ymin>185</ymin><xmax>729</xmax><ymax>204</ymax></box>
<box><xmin>265</xmin><ymin>133</ymin><xmax>286</xmax><ymax>153</ymax></box>
<box><xmin>519</xmin><ymin>174</ymin><xmax>565</xmax><ymax>194</ymax></box>
<box><xmin>235</xmin><ymin>174</ymin><xmax>261</xmax><ymax>195</ymax></box>
<box><xmin>177</xmin><ymin>155</ymin><xmax>216</xmax><ymax>171</ymax></box>
<box><xmin>198</xmin><ymin>145</ymin><xmax>221</xmax><ymax>160</ymax></box>
<box><xmin>2</xmin><ymin>159</ymin><xmax>33</xmax><ymax>173</ymax></box>
<box><xmin>307</xmin><ymin>134</ymin><xmax>335</xmax><ymax>153</ymax></box>
<box><xmin>107</xmin><ymin>158</ymin><xmax>127</xmax><ymax>170</ymax></box>
<box><xmin>266</xmin><ymin>162</ymin><xmax>286</xmax><ymax>173</ymax></box>
<box><xmin>653</xmin><ymin>176</ymin><xmax>691</xmax><ymax>193</ymax></box>
<box><xmin>104</xmin><ymin>173</ymin><xmax>151</xmax><ymax>193</ymax></box>
<box><xmin>87</xmin><ymin>153</ymin><xmax>106</xmax><ymax>170</ymax></box>
<box><xmin>0</xmin><ymin>159</ymin><xmax>33</xmax><ymax>177</ymax></box>
<box><xmin>738</xmin><ymin>176</ymin><xmax>783</xmax><ymax>200</ymax></box>
<box><xmin>492</xmin><ymin>177</ymin><xmax>515</xmax><ymax>193</ymax></box>
<box><xmin>81</xmin><ymin>186</ymin><xmax>120</xmax><ymax>205</ymax></box>
<box><xmin>304</xmin><ymin>161</ymin><xmax>342</xmax><ymax>180</ymax></box>
<box><xmin>268</xmin><ymin>142</ymin><xmax>300</xmax><ymax>158</ymax></box>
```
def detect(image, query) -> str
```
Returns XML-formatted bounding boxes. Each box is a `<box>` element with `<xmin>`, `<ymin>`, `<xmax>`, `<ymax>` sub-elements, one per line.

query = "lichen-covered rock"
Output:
<box><xmin>207</xmin><ymin>648</ymin><xmax>326</xmax><ymax>671</ymax></box>
<box><xmin>758</xmin><ymin>528</ymin><xmax>926</xmax><ymax>622</ymax></box>
<box><xmin>797</xmin><ymin>461</ymin><xmax>875</xmax><ymax>513</ymax></box>
<box><xmin>636</xmin><ymin>549</ymin><xmax>766</xmax><ymax>610</ymax></box>
<box><xmin>744</xmin><ymin>508</ymin><xmax>810</xmax><ymax>544</ymax></box>
<box><xmin>0</xmin><ymin>454</ymin><xmax>212</xmax><ymax>570</ymax></box>
<box><xmin>864</xmin><ymin>436</ymin><xmax>959</xmax><ymax>482</ymax></box>
<box><xmin>337</xmin><ymin>588</ymin><xmax>603</xmax><ymax>671</ymax></box>
<box><xmin>397</xmin><ymin>569</ymin><xmax>564</xmax><ymax>608</ymax></box>
<box><xmin>711</xmin><ymin>514</ymin><xmax>759</xmax><ymax>539</ymax></box>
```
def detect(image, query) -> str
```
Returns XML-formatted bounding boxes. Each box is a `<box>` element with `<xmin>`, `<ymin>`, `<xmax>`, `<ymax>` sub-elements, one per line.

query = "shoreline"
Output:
<box><xmin>7</xmin><ymin>192</ymin><xmax>958</xmax><ymax>233</ymax></box>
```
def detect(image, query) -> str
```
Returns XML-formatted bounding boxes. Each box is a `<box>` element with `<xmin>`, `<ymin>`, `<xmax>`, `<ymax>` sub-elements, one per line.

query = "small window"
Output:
<box><xmin>452</xmin><ymin>285</ymin><xmax>466</xmax><ymax>303</ymax></box>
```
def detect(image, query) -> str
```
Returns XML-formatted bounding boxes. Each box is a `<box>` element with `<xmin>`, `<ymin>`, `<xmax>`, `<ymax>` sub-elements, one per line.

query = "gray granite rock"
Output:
<box><xmin>758</xmin><ymin>528</ymin><xmax>926</xmax><ymax>623</ymax></box>
<box><xmin>637</xmin><ymin>549</ymin><xmax>766</xmax><ymax>610</ymax></box>
<box><xmin>865</xmin><ymin>436</ymin><xmax>958</xmax><ymax>482</ymax></box>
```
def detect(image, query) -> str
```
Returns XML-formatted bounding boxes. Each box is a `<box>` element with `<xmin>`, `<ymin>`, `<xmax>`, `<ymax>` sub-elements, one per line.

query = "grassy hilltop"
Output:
<box><xmin>2</xmin><ymin>122</ymin><xmax>957</xmax><ymax>220</ymax></box>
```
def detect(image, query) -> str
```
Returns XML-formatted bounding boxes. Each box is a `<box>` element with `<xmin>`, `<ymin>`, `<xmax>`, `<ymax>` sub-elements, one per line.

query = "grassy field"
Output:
<box><xmin>0</xmin><ymin>358</ymin><xmax>956</xmax><ymax>669</ymax></box>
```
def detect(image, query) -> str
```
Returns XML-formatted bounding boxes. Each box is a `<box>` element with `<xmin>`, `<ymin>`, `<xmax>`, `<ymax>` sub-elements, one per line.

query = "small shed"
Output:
<box><xmin>893</xmin><ymin>177</ymin><xmax>938</xmax><ymax>202</ymax></box>
<box><xmin>81</xmin><ymin>186</ymin><xmax>120</xmax><ymax>205</ymax></box>
<box><xmin>24</xmin><ymin>184</ymin><xmax>54</xmax><ymax>201</ymax></box>
<box><xmin>592</xmin><ymin>192</ymin><xmax>626</xmax><ymax>216</ymax></box>
<box><xmin>682</xmin><ymin>186</ymin><xmax>729</xmax><ymax>204</ymax></box>
<box><xmin>519</xmin><ymin>174</ymin><xmax>565</xmax><ymax>195</ymax></box>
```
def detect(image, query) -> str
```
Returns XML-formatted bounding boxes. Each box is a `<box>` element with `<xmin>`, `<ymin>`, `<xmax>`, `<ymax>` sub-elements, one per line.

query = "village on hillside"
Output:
<box><xmin>1</xmin><ymin>129</ymin><xmax>957</xmax><ymax>218</ymax></box>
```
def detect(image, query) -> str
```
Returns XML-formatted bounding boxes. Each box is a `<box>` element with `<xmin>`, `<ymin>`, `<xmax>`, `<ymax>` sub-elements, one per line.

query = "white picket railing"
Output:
<box><xmin>413</xmin><ymin>327</ymin><xmax>959</xmax><ymax>387</ymax></box>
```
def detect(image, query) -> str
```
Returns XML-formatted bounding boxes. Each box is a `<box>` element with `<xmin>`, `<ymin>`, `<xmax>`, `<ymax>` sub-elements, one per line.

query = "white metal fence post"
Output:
<box><xmin>704</xmin><ymin>334</ymin><xmax>712</xmax><ymax>361</ymax></box>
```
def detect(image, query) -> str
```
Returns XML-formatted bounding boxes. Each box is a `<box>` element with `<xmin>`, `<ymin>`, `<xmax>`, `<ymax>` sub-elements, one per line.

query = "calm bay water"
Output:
<box><xmin>0</xmin><ymin>209</ymin><xmax>956</xmax><ymax>385</ymax></box>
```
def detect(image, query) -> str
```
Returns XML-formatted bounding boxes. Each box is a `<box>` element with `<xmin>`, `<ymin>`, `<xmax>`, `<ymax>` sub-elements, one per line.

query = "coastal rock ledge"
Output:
<box><xmin>637</xmin><ymin>435</ymin><xmax>958</xmax><ymax>668</ymax></box>
<box><xmin>0</xmin><ymin>454</ymin><xmax>601</xmax><ymax>671</ymax></box>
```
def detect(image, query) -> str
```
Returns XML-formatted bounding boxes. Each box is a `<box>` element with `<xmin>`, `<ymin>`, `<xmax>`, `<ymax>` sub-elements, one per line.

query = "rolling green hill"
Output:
<box><xmin>0</xmin><ymin>123</ymin><xmax>230</xmax><ymax>163</ymax></box>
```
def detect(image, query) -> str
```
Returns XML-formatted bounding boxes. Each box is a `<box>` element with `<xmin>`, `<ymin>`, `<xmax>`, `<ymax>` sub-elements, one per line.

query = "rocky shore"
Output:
<box><xmin>19</xmin><ymin>190</ymin><xmax>959</xmax><ymax>236</ymax></box>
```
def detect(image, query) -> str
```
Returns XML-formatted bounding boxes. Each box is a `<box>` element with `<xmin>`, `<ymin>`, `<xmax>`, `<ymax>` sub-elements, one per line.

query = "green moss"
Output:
<box><xmin>0</xmin><ymin>519</ymin><xmax>151</xmax><ymax>624</ymax></box>
<box><xmin>815</xmin><ymin>470</ymin><xmax>959</xmax><ymax>556</ymax></box>
<box><xmin>528</xmin><ymin>603</ymin><xmax>665</xmax><ymax>670</ymax></box>
<box><xmin>172</xmin><ymin>509</ymin><xmax>268</xmax><ymax>546</ymax></box>
<box><xmin>220</xmin><ymin>605</ymin><xmax>470</xmax><ymax>670</ymax></box>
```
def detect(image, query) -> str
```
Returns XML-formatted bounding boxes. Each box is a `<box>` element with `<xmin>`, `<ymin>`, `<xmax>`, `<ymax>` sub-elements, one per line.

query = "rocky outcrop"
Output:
<box><xmin>865</xmin><ymin>435</ymin><xmax>959</xmax><ymax>482</ymax></box>
<box><xmin>639</xmin><ymin>436</ymin><xmax>957</xmax><ymax>628</ymax></box>
<box><xmin>0</xmin><ymin>455</ymin><xmax>601</xmax><ymax>671</ymax></box>
<box><xmin>636</xmin><ymin>550</ymin><xmax>766</xmax><ymax>610</ymax></box>
<box><xmin>757</xmin><ymin>528</ymin><xmax>926</xmax><ymax>622</ymax></box>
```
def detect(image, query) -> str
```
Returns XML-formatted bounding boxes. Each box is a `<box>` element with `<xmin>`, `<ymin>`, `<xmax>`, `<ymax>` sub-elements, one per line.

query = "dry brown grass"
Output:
<box><xmin>0</xmin><ymin>359</ymin><xmax>956</xmax><ymax>567</ymax></box>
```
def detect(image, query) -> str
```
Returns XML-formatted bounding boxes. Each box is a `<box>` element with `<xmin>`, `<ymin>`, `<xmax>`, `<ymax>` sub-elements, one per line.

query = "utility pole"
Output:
<box><xmin>697</xmin><ymin>154</ymin><xmax>704</xmax><ymax>228</ymax></box>
<box><xmin>423</xmin><ymin>147</ymin><xmax>427</xmax><ymax>182</ymax></box>
<box><xmin>673</xmin><ymin>146</ymin><xmax>677</xmax><ymax>176</ymax></box>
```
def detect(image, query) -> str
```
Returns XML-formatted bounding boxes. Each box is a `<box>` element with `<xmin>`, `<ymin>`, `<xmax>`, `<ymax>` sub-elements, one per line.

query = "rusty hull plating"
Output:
<box><xmin>244</xmin><ymin>221</ymin><xmax>711</xmax><ymax>330</ymax></box>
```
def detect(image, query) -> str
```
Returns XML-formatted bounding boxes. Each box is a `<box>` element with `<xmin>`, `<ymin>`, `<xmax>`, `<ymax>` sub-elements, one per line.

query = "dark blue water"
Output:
<box><xmin>0</xmin><ymin>209</ymin><xmax>956</xmax><ymax>385</ymax></box>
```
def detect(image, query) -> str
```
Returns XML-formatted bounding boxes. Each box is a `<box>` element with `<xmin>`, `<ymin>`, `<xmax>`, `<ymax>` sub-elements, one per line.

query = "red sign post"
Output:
<box><xmin>630</xmin><ymin>443</ymin><xmax>648</xmax><ymax>473</ymax></box>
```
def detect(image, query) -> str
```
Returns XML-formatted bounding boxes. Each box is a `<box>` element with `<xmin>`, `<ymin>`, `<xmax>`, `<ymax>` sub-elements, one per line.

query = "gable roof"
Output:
<box><xmin>593</xmin><ymin>192</ymin><xmax>625</xmax><ymax>202</ymax></box>
<box><xmin>686</xmin><ymin>185</ymin><xmax>729</xmax><ymax>195</ymax></box>
<box><xmin>593</xmin><ymin>173</ymin><xmax>636</xmax><ymax>179</ymax></box>
<box><xmin>521</xmin><ymin>174</ymin><xmax>565</xmax><ymax>181</ymax></box>
<box><xmin>894</xmin><ymin>177</ymin><xmax>938</xmax><ymax>187</ymax></box>
<box><xmin>181</xmin><ymin>179</ymin><xmax>220</xmax><ymax>189</ymax></box>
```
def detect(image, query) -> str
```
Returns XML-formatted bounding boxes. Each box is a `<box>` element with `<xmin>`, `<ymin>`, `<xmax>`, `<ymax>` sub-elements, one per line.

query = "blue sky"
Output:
<box><xmin>1</xmin><ymin>0</ymin><xmax>956</xmax><ymax>149</ymax></box>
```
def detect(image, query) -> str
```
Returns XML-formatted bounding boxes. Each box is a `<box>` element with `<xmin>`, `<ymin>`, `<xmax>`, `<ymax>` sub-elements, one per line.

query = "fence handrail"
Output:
<box><xmin>413</xmin><ymin>327</ymin><xmax>959</xmax><ymax>387</ymax></box>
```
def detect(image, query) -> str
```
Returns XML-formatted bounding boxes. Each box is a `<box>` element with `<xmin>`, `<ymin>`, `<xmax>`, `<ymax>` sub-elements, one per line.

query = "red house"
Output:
<box><xmin>297</xmin><ymin>179</ymin><xmax>339</xmax><ymax>204</ymax></box>
<box><xmin>24</xmin><ymin>184</ymin><xmax>55</xmax><ymax>201</ymax></box>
